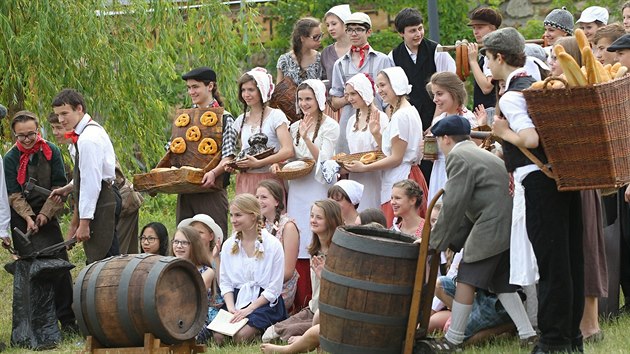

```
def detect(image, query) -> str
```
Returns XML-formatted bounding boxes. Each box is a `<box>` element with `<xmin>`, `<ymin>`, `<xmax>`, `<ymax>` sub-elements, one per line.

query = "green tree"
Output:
<box><xmin>0</xmin><ymin>0</ymin><xmax>260</xmax><ymax>172</ymax></box>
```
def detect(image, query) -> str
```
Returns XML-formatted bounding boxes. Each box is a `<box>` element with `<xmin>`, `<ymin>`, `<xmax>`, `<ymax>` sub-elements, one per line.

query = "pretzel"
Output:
<box><xmin>200</xmin><ymin>111</ymin><xmax>219</xmax><ymax>127</ymax></box>
<box><xmin>170</xmin><ymin>137</ymin><xmax>186</xmax><ymax>154</ymax></box>
<box><xmin>359</xmin><ymin>152</ymin><xmax>377</xmax><ymax>164</ymax></box>
<box><xmin>186</xmin><ymin>126</ymin><xmax>202</xmax><ymax>141</ymax></box>
<box><xmin>198</xmin><ymin>138</ymin><xmax>218</xmax><ymax>155</ymax></box>
<box><xmin>175</xmin><ymin>113</ymin><xmax>190</xmax><ymax>127</ymax></box>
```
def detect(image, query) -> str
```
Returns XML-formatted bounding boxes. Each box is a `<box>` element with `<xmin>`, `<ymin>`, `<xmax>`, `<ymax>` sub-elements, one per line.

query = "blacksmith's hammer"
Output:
<box><xmin>12</xmin><ymin>227</ymin><xmax>32</xmax><ymax>247</ymax></box>
<box><xmin>24</xmin><ymin>178</ymin><xmax>53</xmax><ymax>197</ymax></box>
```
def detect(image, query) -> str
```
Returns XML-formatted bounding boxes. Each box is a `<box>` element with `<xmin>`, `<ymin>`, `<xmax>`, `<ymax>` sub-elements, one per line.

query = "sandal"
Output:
<box><xmin>416</xmin><ymin>337</ymin><xmax>463</xmax><ymax>353</ymax></box>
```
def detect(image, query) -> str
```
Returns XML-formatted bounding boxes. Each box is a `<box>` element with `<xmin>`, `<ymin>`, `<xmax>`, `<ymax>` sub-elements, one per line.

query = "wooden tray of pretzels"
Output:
<box><xmin>333</xmin><ymin>150</ymin><xmax>386</xmax><ymax>168</ymax></box>
<box><xmin>133</xmin><ymin>108</ymin><xmax>224</xmax><ymax>194</ymax></box>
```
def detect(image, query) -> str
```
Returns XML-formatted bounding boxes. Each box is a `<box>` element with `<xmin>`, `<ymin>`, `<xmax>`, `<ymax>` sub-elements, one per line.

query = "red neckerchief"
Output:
<box><xmin>64</xmin><ymin>118</ymin><xmax>93</xmax><ymax>144</ymax></box>
<box><xmin>16</xmin><ymin>134</ymin><xmax>52</xmax><ymax>185</ymax></box>
<box><xmin>209</xmin><ymin>100</ymin><xmax>220</xmax><ymax>108</ymax></box>
<box><xmin>64</xmin><ymin>130</ymin><xmax>79</xmax><ymax>144</ymax></box>
<box><xmin>351</xmin><ymin>44</ymin><xmax>370</xmax><ymax>68</ymax></box>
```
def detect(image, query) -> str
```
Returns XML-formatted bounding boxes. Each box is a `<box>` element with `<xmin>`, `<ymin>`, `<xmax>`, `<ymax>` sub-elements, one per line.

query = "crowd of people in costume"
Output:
<box><xmin>2</xmin><ymin>3</ymin><xmax>630</xmax><ymax>353</ymax></box>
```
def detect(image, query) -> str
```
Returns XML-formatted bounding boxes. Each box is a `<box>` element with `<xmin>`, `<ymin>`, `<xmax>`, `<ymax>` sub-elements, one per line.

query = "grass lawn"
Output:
<box><xmin>1</xmin><ymin>192</ymin><xmax>630</xmax><ymax>353</ymax></box>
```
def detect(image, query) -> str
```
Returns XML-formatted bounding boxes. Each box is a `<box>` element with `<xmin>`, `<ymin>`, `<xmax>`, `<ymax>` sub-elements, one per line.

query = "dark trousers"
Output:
<box><xmin>617</xmin><ymin>189</ymin><xmax>630</xmax><ymax>302</ymax></box>
<box><xmin>522</xmin><ymin>171</ymin><xmax>584</xmax><ymax>350</ymax></box>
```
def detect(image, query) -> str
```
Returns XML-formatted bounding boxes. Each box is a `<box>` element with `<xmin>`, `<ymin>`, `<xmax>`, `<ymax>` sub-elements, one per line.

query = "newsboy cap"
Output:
<box><xmin>182</xmin><ymin>67</ymin><xmax>217</xmax><ymax>82</ymax></box>
<box><xmin>607</xmin><ymin>34</ymin><xmax>630</xmax><ymax>52</ymax></box>
<box><xmin>468</xmin><ymin>7</ymin><xmax>502</xmax><ymax>28</ymax></box>
<box><xmin>482</xmin><ymin>27</ymin><xmax>525</xmax><ymax>56</ymax></box>
<box><xmin>431</xmin><ymin>115</ymin><xmax>471</xmax><ymax>137</ymax></box>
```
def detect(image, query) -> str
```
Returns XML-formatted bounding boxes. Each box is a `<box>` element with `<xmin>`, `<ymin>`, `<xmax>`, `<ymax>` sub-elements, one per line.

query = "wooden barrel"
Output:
<box><xmin>319</xmin><ymin>226</ymin><xmax>418</xmax><ymax>354</ymax></box>
<box><xmin>72</xmin><ymin>254</ymin><xmax>208</xmax><ymax>347</ymax></box>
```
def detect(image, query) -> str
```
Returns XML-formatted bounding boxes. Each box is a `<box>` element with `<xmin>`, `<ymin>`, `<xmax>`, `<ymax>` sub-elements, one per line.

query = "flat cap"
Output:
<box><xmin>345</xmin><ymin>12</ymin><xmax>371</xmax><ymax>28</ymax></box>
<box><xmin>468</xmin><ymin>7</ymin><xmax>502</xmax><ymax>28</ymax></box>
<box><xmin>431</xmin><ymin>115</ymin><xmax>471</xmax><ymax>137</ymax></box>
<box><xmin>182</xmin><ymin>66</ymin><xmax>217</xmax><ymax>82</ymax></box>
<box><xmin>482</xmin><ymin>27</ymin><xmax>525</xmax><ymax>56</ymax></box>
<box><xmin>576</xmin><ymin>6</ymin><xmax>609</xmax><ymax>25</ymax></box>
<box><xmin>607</xmin><ymin>34</ymin><xmax>630</xmax><ymax>52</ymax></box>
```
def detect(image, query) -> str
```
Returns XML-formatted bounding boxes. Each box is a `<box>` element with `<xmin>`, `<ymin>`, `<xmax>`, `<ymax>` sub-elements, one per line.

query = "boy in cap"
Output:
<box><xmin>329</xmin><ymin>12</ymin><xmax>393</xmax><ymax>154</ymax></box>
<box><xmin>487</xmin><ymin>27</ymin><xmax>584</xmax><ymax>353</ymax></box>
<box><xmin>466</xmin><ymin>7</ymin><xmax>502</xmax><ymax>109</ymax></box>
<box><xmin>418</xmin><ymin>114</ymin><xmax>536</xmax><ymax>352</ymax></box>
<box><xmin>607</xmin><ymin>33</ymin><xmax>630</xmax><ymax>68</ymax></box>
<box><xmin>176</xmin><ymin>66</ymin><xmax>236</xmax><ymax>238</ymax></box>
<box><xmin>576</xmin><ymin>6</ymin><xmax>609</xmax><ymax>45</ymax></box>
<box><xmin>543</xmin><ymin>7</ymin><xmax>574</xmax><ymax>46</ymax></box>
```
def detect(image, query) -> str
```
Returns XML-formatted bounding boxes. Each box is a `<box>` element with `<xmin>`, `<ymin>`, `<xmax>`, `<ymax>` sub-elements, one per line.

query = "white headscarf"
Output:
<box><xmin>245</xmin><ymin>67</ymin><xmax>275</xmax><ymax>104</ymax></box>
<box><xmin>380</xmin><ymin>67</ymin><xmax>412</xmax><ymax>95</ymax></box>
<box><xmin>295</xmin><ymin>79</ymin><xmax>327</xmax><ymax>114</ymax></box>
<box><xmin>335</xmin><ymin>180</ymin><xmax>364</xmax><ymax>205</ymax></box>
<box><xmin>346</xmin><ymin>73</ymin><xmax>375</xmax><ymax>106</ymax></box>
<box><xmin>326</xmin><ymin>4</ymin><xmax>351</xmax><ymax>24</ymax></box>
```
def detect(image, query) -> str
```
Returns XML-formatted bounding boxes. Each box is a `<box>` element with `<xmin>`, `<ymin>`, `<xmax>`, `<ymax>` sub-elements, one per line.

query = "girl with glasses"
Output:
<box><xmin>138</xmin><ymin>222</ymin><xmax>168</xmax><ymax>255</ymax></box>
<box><xmin>277</xmin><ymin>17</ymin><xmax>324</xmax><ymax>86</ymax></box>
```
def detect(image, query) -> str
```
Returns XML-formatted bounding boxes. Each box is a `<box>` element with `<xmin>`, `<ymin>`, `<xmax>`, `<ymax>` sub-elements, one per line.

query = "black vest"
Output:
<box><xmin>502</xmin><ymin>75</ymin><xmax>548</xmax><ymax>173</ymax></box>
<box><xmin>392</xmin><ymin>39</ymin><xmax>438</xmax><ymax>131</ymax></box>
<box><xmin>473</xmin><ymin>56</ymin><xmax>497</xmax><ymax>108</ymax></box>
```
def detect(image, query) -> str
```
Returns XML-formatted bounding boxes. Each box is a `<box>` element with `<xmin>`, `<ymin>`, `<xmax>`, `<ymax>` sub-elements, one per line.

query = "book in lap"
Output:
<box><xmin>207</xmin><ymin>309</ymin><xmax>249</xmax><ymax>336</ymax></box>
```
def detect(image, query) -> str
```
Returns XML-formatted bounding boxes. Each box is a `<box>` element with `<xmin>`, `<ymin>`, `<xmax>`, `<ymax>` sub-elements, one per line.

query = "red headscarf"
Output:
<box><xmin>16</xmin><ymin>133</ymin><xmax>52</xmax><ymax>185</ymax></box>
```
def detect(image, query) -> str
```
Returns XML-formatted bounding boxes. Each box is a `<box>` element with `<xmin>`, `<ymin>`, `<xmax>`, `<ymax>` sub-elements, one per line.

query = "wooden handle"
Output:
<box><xmin>437</xmin><ymin>38</ymin><xmax>545</xmax><ymax>52</ymax></box>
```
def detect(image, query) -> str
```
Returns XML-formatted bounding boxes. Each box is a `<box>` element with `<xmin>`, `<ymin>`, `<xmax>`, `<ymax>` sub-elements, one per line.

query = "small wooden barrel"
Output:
<box><xmin>319</xmin><ymin>226</ymin><xmax>418</xmax><ymax>354</ymax></box>
<box><xmin>72</xmin><ymin>254</ymin><xmax>208</xmax><ymax>347</ymax></box>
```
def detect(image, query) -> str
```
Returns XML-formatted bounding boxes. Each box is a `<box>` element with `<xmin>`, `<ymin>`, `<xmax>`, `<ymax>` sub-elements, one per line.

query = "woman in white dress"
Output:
<box><xmin>345</xmin><ymin>67</ymin><xmax>428</xmax><ymax>227</ymax></box>
<box><xmin>272</xmin><ymin>79</ymin><xmax>339</xmax><ymax>312</ymax></box>
<box><xmin>425</xmin><ymin>72</ymin><xmax>478</xmax><ymax>202</ymax></box>
<box><xmin>342</xmin><ymin>73</ymin><xmax>389</xmax><ymax>211</ymax></box>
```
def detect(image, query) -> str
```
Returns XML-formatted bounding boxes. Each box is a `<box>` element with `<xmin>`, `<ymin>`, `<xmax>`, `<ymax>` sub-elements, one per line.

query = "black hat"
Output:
<box><xmin>182</xmin><ymin>67</ymin><xmax>217</xmax><ymax>82</ymax></box>
<box><xmin>468</xmin><ymin>8</ymin><xmax>502</xmax><ymax>28</ymax></box>
<box><xmin>431</xmin><ymin>115</ymin><xmax>471</xmax><ymax>136</ymax></box>
<box><xmin>607</xmin><ymin>34</ymin><xmax>630</xmax><ymax>52</ymax></box>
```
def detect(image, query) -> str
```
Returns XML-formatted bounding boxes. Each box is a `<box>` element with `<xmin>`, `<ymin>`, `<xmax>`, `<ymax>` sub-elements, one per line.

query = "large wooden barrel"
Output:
<box><xmin>72</xmin><ymin>254</ymin><xmax>208</xmax><ymax>347</ymax></box>
<box><xmin>319</xmin><ymin>226</ymin><xmax>418</xmax><ymax>354</ymax></box>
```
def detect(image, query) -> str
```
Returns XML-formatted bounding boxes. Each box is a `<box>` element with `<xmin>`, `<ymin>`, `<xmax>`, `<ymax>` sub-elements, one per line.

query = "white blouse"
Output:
<box><xmin>234</xmin><ymin>108</ymin><xmax>290</xmax><ymax>173</ymax></box>
<box><xmin>346</xmin><ymin>110</ymin><xmax>389</xmax><ymax>153</ymax></box>
<box><xmin>219</xmin><ymin>229</ymin><xmax>285</xmax><ymax>309</ymax></box>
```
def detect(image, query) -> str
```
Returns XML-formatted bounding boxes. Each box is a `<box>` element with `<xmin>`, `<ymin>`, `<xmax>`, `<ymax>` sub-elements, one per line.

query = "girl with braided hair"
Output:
<box><xmin>232</xmin><ymin>68</ymin><xmax>294</xmax><ymax>196</ymax></box>
<box><xmin>215</xmin><ymin>194</ymin><xmax>287</xmax><ymax>344</ymax></box>
<box><xmin>272</xmin><ymin>79</ymin><xmax>339</xmax><ymax>312</ymax></box>
<box><xmin>256</xmin><ymin>180</ymin><xmax>300</xmax><ymax>311</ymax></box>
<box><xmin>343</xmin><ymin>73</ymin><xmax>389</xmax><ymax>210</ymax></box>
<box><xmin>390</xmin><ymin>179</ymin><xmax>425</xmax><ymax>239</ymax></box>
<box><xmin>262</xmin><ymin>200</ymin><xmax>342</xmax><ymax>345</ymax></box>
<box><xmin>345</xmin><ymin>67</ymin><xmax>428</xmax><ymax>227</ymax></box>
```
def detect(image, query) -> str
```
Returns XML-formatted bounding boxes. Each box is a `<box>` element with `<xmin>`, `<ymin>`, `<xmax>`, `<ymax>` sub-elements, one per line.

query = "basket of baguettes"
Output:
<box><xmin>522</xmin><ymin>29</ymin><xmax>630</xmax><ymax>191</ymax></box>
<box><xmin>134</xmin><ymin>107</ymin><xmax>223</xmax><ymax>194</ymax></box>
<box><xmin>276</xmin><ymin>158</ymin><xmax>316</xmax><ymax>180</ymax></box>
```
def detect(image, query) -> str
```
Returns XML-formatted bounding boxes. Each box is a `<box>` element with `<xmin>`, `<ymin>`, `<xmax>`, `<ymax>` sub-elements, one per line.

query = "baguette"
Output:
<box><xmin>611</xmin><ymin>62</ymin><xmax>622</xmax><ymax>75</ymax></box>
<box><xmin>581</xmin><ymin>47</ymin><xmax>598</xmax><ymax>84</ymax></box>
<box><xmin>575</xmin><ymin>29</ymin><xmax>590</xmax><ymax>51</ymax></box>
<box><xmin>553</xmin><ymin>44</ymin><xmax>566</xmax><ymax>57</ymax></box>
<box><xmin>558</xmin><ymin>53</ymin><xmax>588</xmax><ymax>86</ymax></box>
<box><xmin>595</xmin><ymin>60</ymin><xmax>611</xmax><ymax>82</ymax></box>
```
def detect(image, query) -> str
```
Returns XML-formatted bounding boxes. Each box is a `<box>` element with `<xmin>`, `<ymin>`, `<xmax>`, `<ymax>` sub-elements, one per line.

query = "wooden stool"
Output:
<box><xmin>80</xmin><ymin>333</ymin><xmax>206</xmax><ymax>354</ymax></box>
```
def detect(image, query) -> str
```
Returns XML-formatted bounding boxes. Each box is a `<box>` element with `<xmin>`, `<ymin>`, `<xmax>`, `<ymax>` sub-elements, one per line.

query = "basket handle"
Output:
<box><xmin>542</xmin><ymin>76</ymin><xmax>569</xmax><ymax>90</ymax></box>
<box><xmin>517</xmin><ymin>146</ymin><xmax>556</xmax><ymax>180</ymax></box>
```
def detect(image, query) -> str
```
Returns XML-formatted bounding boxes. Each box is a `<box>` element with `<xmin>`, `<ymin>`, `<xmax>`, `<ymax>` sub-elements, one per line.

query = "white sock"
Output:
<box><xmin>261</xmin><ymin>325</ymin><xmax>279</xmax><ymax>343</ymax></box>
<box><xmin>522</xmin><ymin>285</ymin><xmax>538</xmax><ymax>329</ymax></box>
<box><xmin>497</xmin><ymin>292</ymin><xmax>537</xmax><ymax>339</ymax></box>
<box><xmin>445</xmin><ymin>300</ymin><xmax>472</xmax><ymax>345</ymax></box>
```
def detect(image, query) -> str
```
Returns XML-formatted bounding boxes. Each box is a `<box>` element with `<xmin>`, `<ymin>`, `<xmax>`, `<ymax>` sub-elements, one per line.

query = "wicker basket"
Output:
<box><xmin>276</xmin><ymin>159</ymin><xmax>316</xmax><ymax>180</ymax></box>
<box><xmin>333</xmin><ymin>150</ymin><xmax>386</xmax><ymax>168</ymax></box>
<box><xmin>522</xmin><ymin>75</ymin><xmax>630</xmax><ymax>191</ymax></box>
